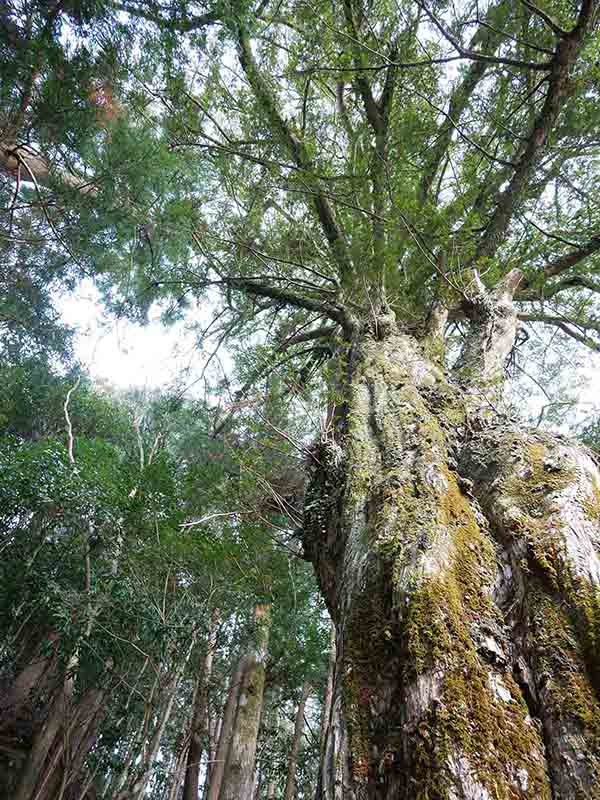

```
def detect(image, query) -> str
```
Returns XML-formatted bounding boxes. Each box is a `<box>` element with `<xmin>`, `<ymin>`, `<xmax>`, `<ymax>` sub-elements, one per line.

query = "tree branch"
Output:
<box><xmin>518</xmin><ymin>0</ymin><xmax>568</xmax><ymax>38</ymax></box>
<box><xmin>232</xmin><ymin>13</ymin><xmax>353</xmax><ymax>282</ymax></box>
<box><xmin>64</xmin><ymin>376</ymin><xmax>81</xmax><ymax>465</ymax></box>
<box><xmin>113</xmin><ymin>2</ymin><xmax>221</xmax><ymax>31</ymax></box>
<box><xmin>515</xmin><ymin>233</ymin><xmax>600</xmax><ymax>299</ymax></box>
<box><xmin>230</xmin><ymin>277</ymin><xmax>346</xmax><ymax>327</ymax></box>
<box><xmin>416</xmin><ymin>1</ymin><xmax>552</xmax><ymax>71</ymax></box>
<box><xmin>518</xmin><ymin>312</ymin><xmax>600</xmax><ymax>351</ymax></box>
<box><xmin>0</xmin><ymin>142</ymin><xmax>97</xmax><ymax>194</ymax></box>
<box><xmin>418</xmin><ymin>0</ymin><xmax>512</xmax><ymax>205</ymax></box>
<box><xmin>473</xmin><ymin>0</ymin><xmax>598</xmax><ymax>263</ymax></box>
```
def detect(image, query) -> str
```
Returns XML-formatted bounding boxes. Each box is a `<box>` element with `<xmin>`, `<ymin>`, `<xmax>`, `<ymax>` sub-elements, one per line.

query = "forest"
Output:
<box><xmin>1</xmin><ymin>1</ymin><xmax>600</xmax><ymax>798</ymax></box>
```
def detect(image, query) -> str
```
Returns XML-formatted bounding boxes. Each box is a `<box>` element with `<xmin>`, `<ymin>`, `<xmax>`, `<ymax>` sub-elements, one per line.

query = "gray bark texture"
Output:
<box><xmin>206</xmin><ymin>655</ymin><xmax>249</xmax><ymax>800</ymax></box>
<box><xmin>218</xmin><ymin>603</ymin><xmax>271</xmax><ymax>800</ymax></box>
<box><xmin>304</xmin><ymin>278</ymin><xmax>600</xmax><ymax>799</ymax></box>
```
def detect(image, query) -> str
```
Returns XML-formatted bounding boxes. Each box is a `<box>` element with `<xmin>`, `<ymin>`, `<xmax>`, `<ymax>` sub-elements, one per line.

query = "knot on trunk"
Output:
<box><xmin>361</xmin><ymin>303</ymin><xmax>397</xmax><ymax>340</ymax></box>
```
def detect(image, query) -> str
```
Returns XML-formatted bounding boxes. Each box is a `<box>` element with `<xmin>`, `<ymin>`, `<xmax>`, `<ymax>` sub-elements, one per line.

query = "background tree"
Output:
<box><xmin>3</xmin><ymin>0</ymin><xmax>600</xmax><ymax>798</ymax></box>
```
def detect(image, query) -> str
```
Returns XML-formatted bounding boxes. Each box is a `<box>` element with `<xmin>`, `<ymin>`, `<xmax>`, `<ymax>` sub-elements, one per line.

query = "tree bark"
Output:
<box><xmin>304</xmin><ymin>295</ymin><xmax>600</xmax><ymax>799</ymax></box>
<box><xmin>206</xmin><ymin>655</ymin><xmax>249</xmax><ymax>800</ymax></box>
<box><xmin>183</xmin><ymin>608</ymin><xmax>220</xmax><ymax>800</ymax></box>
<box><xmin>220</xmin><ymin>603</ymin><xmax>272</xmax><ymax>800</ymax></box>
<box><xmin>284</xmin><ymin>681</ymin><xmax>311</xmax><ymax>800</ymax></box>
<box><xmin>13</xmin><ymin>652</ymin><xmax>79</xmax><ymax>800</ymax></box>
<box><xmin>0</xmin><ymin>630</ymin><xmax>60</xmax><ymax>729</ymax></box>
<box><xmin>318</xmin><ymin>625</ymin><xmax>336</xmax><ymax>768</ymax></box>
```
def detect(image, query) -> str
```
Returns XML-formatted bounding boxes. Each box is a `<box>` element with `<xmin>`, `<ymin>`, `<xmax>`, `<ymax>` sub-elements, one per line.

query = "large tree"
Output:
<box><xmin>3</xmin><ymin>0</ymin><xmax>600</xmax><ymax>798</ymax></box>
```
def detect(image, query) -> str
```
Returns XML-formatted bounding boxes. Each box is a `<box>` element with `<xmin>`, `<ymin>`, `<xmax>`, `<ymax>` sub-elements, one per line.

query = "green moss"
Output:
<box><xmin>491</xmin><ymin>436</ymin><xmax>600</xmax><ymax>787</ymax></box>
<box><xmin>582</xmin><ymin>477</ymin><xmax>600</xmax><ymax>522</ymax></box>
<box><xmin>421</xmin><ymin>333</ymin><xmax>445</xmax><ymax>367</ymax></box>
<box><xmin>402</xmin><ymin>473</ymin><xmax>551</xmax><ymax>798</ymax></box>
<box><xmin>337</xmin><ymin>339</ymin><xmax>557</xmax><ymax>796</ymax></box>
<box><xmin>342</xmin><ymin>582</ymin><xmax>395</xmax><ymax>781</ymax></box>
<box><xmin>530</xmin><ymin>591</ymin><xmax>600</xmax><ymax>753</ymax></box>
<box><xmin>500</xmin><ymin>440</ymin><xmax>576</xmax><ymax>587</ymax></box>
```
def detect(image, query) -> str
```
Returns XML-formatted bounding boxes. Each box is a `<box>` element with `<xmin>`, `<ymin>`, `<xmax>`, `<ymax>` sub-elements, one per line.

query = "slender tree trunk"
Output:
<box><xmin>183</xmin><ymin>608</ymin><xmax>220</xmax><ymax>800</ymax></box>
<box><xmin>220</xmin><ymin>603</ymin><xmax>272</xmax><ymax>800</ymax></box>
<box><xmin>266</xmin><ymin>781</ymin><xmax>275</xmax><ymax>800</ymax></box>
<box><xmin>13</xmin><ymin>652</ymin><xmax>79</xmax><ymax>800</ymax></box>
<box><xmin>0</xmin><ymin>630</ymin><xmax>60</xmax><ymax>729</ymax></box>
<box><xmin>206</xmin><ymin>655</ymin><xmax>249</xmax><ymax>800</ymax></box>
<box><xmin>204</xmin><ymin>711</ymin><xmax>221</xmax><ymax>796</ymax></box>
<box><xmin>318</xmin><ymin>625</ymin><xmax>335</xmax><ymax>767</ymax></box>
<box><xmin>284</xmin><ymin>682</ymin><xmax>311</xmax><ymax>800</ymax></box>
<box><xmin>304</xmin><ymin>285</ymin><xmax>600</xmax><ymax>799</ymax></box>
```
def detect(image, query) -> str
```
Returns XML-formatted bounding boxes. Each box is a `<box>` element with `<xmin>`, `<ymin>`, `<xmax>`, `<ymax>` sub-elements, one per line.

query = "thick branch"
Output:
<box><xmin>473</xmin><ymin>1</ymin><xmax>598</xmax><ymax>262</ymax></box>
<box><xmin>418</xmin><ymin>0</ymin><xmax>511</xmax><ymax>205</ymax></box>
<box><xmin>0</xmin><ymin>142</ymin><xmax>97</xmax><ymax>194</ymax></box>
<box><xmin>278</xmin><ymin>324</ymin><xmax>338</xmax><ymax>350</ymax></box>
<box><xmin>233</xmin><ymin>16</ymin><xmax>352</xmax><ymax>281</ymax></box>
<box><xmin>231</xmin><ymin>277</ymin><xmax>346</xmax><ymax>326</ymax></box>
<box><xmin>453</xmin><ymin>269</ymin><xmax>523</xmax><ymax>409</ymax></box>
<box><xmin>114</xmin><ymin>2</ymin><xmax>220</xmax><ymax>31</ymax></box>
<box><xmin>515</xmin><ymin>233</ymin><xmax>600</xmax><ymax>299</ymax></box>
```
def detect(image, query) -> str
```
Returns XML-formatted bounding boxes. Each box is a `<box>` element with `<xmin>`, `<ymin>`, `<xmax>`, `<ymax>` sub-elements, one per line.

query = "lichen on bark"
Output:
<box><xmin>305</xmin><ymin>321</ymin><xmax>562</xmax><ymax>799</ymax></box>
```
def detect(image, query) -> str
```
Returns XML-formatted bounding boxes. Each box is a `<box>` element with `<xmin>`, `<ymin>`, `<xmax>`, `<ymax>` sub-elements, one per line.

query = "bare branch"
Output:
<box><xmin>64</xmin><ymin>376</ymin><xmax>81</xmax><ymax>465</ymax></box>
<box><xmin>519</xmin><ymin>312</ymin><xmax>600</xmax><ymax>351</ymax></box>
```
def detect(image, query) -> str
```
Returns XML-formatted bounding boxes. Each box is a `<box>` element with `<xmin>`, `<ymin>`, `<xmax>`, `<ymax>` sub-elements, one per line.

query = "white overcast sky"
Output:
<box><xmin>59</xmin><ymin>279</ymin><xmax>600</xmax><ymax>434</ymax></box>
<box><xmin>58</xmin><ymin>281</ymin><xmax>210</xmax><ymax>393</ymax></box>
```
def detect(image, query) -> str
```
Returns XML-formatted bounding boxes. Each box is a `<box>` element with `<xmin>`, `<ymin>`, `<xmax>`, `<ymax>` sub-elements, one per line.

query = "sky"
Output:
<box><xmin>58</xmin><ymin>280</ymin><xmax>210</xmax><ymax>393</ymax></box>
<box><xmin>59</xmin><ymin>278</ymin><xmax>600</xmax><ymax>436</ymax></box>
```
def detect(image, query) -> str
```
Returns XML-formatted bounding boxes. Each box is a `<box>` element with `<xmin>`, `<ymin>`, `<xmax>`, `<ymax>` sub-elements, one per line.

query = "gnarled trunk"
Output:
<box><xmin>305</xmin><ymin>286</ymin><xmax>600</xmax><ymax>799</ymax></box>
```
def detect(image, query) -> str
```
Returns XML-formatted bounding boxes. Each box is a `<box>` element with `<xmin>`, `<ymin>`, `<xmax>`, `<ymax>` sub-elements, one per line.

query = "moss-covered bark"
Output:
<box><xmin>461</xmin><ymin>429</ymin><xmax>600</xmax><ymax>796</ymax></box>
<box><xmin>304</xmin><ymin>308</ymin><xmax>600</xmax><ymax>800</ymax></box>
<box><xmin>220</xmin><ymin>603</ymin><xmax>271</xmax><ymax>800</ymax></box>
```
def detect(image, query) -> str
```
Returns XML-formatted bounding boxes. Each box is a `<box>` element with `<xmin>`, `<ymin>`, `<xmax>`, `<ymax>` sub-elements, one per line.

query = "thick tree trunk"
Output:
<box><xmin>304</xmin><ymin>291</ymin><xmax>600</xmax><ymax>799</ymax></box>
<box><xmin>0</xmin><ymin>630</ymin><xmax>60</xmax><ymax>733</ymax></box>
<box><xmin>284</xmin><ymin>681</ymin><xmax>311</xmax><ymax>800</ymax></box>
<box><xmin>220</xmin><ymin>603</ymin><xmax>272</xmax><ymax>800</ymax></box>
